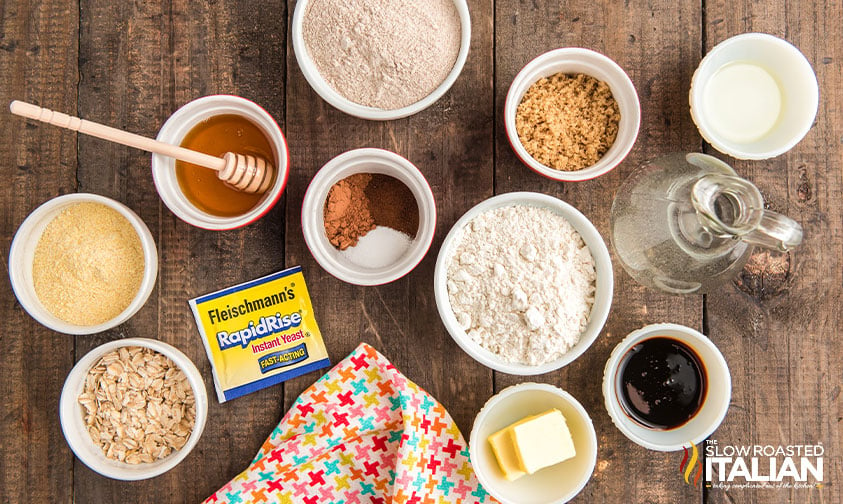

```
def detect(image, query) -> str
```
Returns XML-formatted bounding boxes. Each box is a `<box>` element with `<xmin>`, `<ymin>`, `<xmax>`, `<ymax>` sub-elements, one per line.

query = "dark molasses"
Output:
<box><xmin>616</xmin><ymin>337</ymin><xmax>707</xmax><ymax>430</ymax></box>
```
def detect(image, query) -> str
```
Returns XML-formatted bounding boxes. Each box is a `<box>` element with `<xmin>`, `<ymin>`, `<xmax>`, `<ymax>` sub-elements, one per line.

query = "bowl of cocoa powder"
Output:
<box><xmin>301</xmin><ymin>148</ymin><xmax>436</xmax><ymax>285</ymax></box>
<box><xmin>504</xmin><ymin>48</ymin><xmax>641</xmax><ymax>182</ymax></box>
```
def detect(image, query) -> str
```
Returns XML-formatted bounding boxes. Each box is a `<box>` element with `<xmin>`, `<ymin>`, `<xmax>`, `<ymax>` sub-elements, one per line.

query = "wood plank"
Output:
<box><xmin>283</xmin><ymin>0</ymin><xmax>496</xmax><ymax>437</ymax></box>
<box><xmin>74</xmin><ymin>0</ymin><xmax>286</xmax><ymax>501</ymax></box>
<box><xmin>493</xmin><ymin>1</ymin><xmax>704</xmax><ymax>502</ymax></box>
<box><xmin>0</xmin><ymin>1</ymin><xmax>79</xmax><ymax>502</ymax></box>
<box><xmin>703</xmin><ymin>1</ymin><xmax>843</xmax><ymax>503</ymax></box>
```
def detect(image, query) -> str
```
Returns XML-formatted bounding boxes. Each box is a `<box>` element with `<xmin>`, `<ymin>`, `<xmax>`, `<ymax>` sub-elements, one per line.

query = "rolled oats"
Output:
<box><xmin>79</xmin><ymin>346</ymin><xmax>196</xmax><ymax>464</ymax></box>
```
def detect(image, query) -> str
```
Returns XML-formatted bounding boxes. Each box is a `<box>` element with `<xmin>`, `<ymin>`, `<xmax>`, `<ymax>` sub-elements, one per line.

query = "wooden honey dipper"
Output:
<box><xmin>10</xmin><ymin>100</ymin><xmax>274</xmax><ymax>194</ymax></box>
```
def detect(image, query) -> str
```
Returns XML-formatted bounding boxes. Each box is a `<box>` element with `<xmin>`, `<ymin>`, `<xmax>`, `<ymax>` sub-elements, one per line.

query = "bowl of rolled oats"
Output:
<box><xmin>59</xmin><ymin>338</ymin><xmax>208</xmax><ymax>480</ymax></box>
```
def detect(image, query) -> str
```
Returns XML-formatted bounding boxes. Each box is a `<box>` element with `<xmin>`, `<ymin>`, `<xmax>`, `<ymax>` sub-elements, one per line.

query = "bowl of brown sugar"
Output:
<box><xmin>301</xmin><ymin>148</ymin><xmax>436</xmax><ymax>285</ymax></box>
<box><xmin>504</xmin><ymin>48</ymin><xmax>641</xmax><ymax>182</ymax></box>
<box><xmin>9</xmin><ymin>193</ymin><xmax>158</xmax><ymax>335</ymax></box>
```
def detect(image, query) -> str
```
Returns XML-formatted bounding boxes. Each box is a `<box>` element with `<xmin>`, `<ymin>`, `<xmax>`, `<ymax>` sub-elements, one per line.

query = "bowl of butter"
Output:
<box><xmin>469</xmin><ymin>383</ymin><xmax>597</xmax><ymax>504</ymax></box>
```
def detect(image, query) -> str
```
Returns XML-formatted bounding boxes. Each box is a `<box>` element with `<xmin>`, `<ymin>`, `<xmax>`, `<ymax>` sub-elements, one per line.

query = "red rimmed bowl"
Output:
<box><xmin>504</xmin><ymin>48</ymin><xmax>640</xmax><ymax>182</ymax></box>
<box><xmin>301</xmin><ymin>148</ymin><xmax>437</xmax><ymax>286</ymax></box>
<box><xmin>151</xmin><ymin>95</ymin><xmax>289</xmax><ymax>230</ymax></box>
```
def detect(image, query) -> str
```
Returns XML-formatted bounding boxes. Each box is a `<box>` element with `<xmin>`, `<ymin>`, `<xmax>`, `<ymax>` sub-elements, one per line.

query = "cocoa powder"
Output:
<box><xmin>323</xmin><ymin>173</ymin><xmax>418</xmax><ymax>250</ymax></box>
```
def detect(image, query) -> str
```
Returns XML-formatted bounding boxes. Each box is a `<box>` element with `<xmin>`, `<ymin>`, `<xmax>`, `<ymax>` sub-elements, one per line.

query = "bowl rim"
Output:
<box><xmin>602</xmin><ymin>323</ymin><xmax>732</xmax><ymax>452</ymax></box>
<box><xmin>300</xmin><ymin>148</ymin><xmax>437</xmax><ymax>286</ymax></box>
<box><xmin>504</xmin><ymin>47</ymin><xmax>641</xmax><ymax>182</ymax></box>
<box><xmin>290</xmin><ymin>0</ymin><xmax>472</xmax><ymax>121</ymax></box>
<box><xmin>433</xmin><ymin>191</ymin><xmax>613</xmax><ymax>374</ymax></box>
<box><xmin>151</xmin><ymin>94</ymin><xmax>289</xmax><ymax>230</ymax></box>
<box><xmin>469</xmin><ymin>382</ymin><xmax>598</xmax><ymax>504</ymax></box>
<box><xmin>59</xmin><ymin>337</ymin><xmax>209</xmax><ymax>480</ymax></box>
<box><xmin>688</xmin><ymin>32</ymin><xmax>819</xmax><ymax>160</ymax></box>
<box><xmin>8</xmin><ymin>193</ymin><xmax>158</xmax><ymax>335</ymax></box>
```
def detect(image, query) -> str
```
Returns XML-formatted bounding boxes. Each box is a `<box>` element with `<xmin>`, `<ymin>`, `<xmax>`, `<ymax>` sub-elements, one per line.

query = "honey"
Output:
<box><xmin>175</xmin><ymin>114</ymin><xmax>276</xmax><ymax>217</ymax></box>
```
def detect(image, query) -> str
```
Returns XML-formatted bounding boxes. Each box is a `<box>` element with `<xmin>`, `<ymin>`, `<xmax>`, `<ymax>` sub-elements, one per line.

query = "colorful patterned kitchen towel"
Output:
<box><xmin>205</xmin><ymin>343</ymin><xmax>495</xmax><ymax>504</ymax></box>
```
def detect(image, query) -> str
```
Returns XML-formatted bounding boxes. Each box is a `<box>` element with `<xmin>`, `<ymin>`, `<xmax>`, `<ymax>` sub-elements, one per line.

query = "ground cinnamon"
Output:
<box><xmin>323</xmin><ymin>173</ymin><xmax>419</xmax><ymax>250</ymax></box>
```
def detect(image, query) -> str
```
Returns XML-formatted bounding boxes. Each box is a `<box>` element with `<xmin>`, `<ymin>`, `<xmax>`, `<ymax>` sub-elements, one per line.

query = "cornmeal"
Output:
<box><xmin>32</xmin><ymin>202</ymin><xmax>144</xmax><ymax>326</ymax></box>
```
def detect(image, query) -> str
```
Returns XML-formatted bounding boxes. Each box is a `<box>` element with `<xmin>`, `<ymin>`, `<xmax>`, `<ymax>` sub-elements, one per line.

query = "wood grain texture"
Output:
<box><xmin>493</xmin><ymin>1</ymin><xmax>704</xmax><ymax>502</ymax></box>
<box><xmin>703</xmin><ymin>1</ymin><xmax>843</xmax><ymax>503</ymax></box>
<box><xmin>74</xmin><ymin>0</ymin><xmax>286</xmax><ymax>501</ymax></box>
<box><xmin>0</xmin><ymin>1</ymin><xmax>78</xmax><ymax>502</ymax></box>
<box><xmin>0</xmin><ymin>0</ymin><xmax>841</xmax><ymax>502</ymax></box>
<box><xmin>0</xmin><ymin>1</ymin><xmax>79</xmax><ymax>502</ymax></box>
<box><xmin>283</xmin><ymin>0</ymin><xmax>495</xmax><ymax>437</ymax></box>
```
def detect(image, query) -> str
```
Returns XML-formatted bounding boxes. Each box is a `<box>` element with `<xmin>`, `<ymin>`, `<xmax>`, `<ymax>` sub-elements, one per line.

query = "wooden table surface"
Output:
<box><xmin>1</xmin><ymin>0</ymin><xmax>840</xmax><ymax>502</ymax></box>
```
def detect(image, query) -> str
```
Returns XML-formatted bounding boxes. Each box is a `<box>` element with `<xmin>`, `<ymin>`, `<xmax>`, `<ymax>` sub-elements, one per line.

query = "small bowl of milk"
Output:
<box><xmin>690</xmin><ymin>33</ymin><xmax>819</xmax><ymax>160</ymax></box>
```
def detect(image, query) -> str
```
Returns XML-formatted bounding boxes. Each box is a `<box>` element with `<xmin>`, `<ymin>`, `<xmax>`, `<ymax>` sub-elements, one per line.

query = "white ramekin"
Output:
<box><xmin>151</xmin><ymin>95</ymin><xmax>289</xmax><ymax>230</ymax></box>
<box><xmin>504</xmin><ymin>48</ymin><xmax>641</xmax><ymax>182</ymax></box>
<box><xmin>8</xmin><ymin>193</ymin><xmax>158</xmax><ymax>335</ymax></box>
<box><xmin>301</xmin><ymin>148</ymin><xmax>437</xmax><ymax>285</ymax></box>
<box><xmin>59</xmin><ymin>338</ymin><xmax>208</xmax><ymax>480</ymax></box>
<box><xmin>433</xmin><ymin>192</ymin><xmax>613</xmax><ymax>375</ymax></box>
<box><xmin>602</xmin><ymin>323</ymin><xmax>732</xmax><ymax>452</ymax></box>
<box><xmin>470</xmin><ymin>383</ymin><xmax>598</xmax><ymax>504</ymax></box>
<box><xmin>690</xmin><ymin>33</ymin><xmax>819</xmax><ymax>160</ymax></box>
<box><xmin>291</xmin><ymin>0</ymin><xmax>472</xmax><ymax>120</ymax></box>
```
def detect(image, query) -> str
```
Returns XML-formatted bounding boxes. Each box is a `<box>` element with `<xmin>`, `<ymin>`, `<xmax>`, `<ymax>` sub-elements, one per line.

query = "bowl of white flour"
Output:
<box><xmin>434</xmin><ymin>192</ymin><xmax>613</xmax><ymax>375</ymax></box>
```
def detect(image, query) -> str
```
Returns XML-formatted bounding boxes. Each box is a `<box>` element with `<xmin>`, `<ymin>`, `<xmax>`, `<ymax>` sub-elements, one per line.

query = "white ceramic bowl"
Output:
<box><xmin>291</xmin><ymin>0</ymin><xmax>471</xmax><ymax>120</ymax></box>
<box><xmin>152</xmin><ymin>95</ymin><xmax>289</xmax><ymax>230</ymax></box>
<box><xmin>59</xmin><ymin>337</ymin><xmax>208</xmax><ymax>480</ymax></box>
<box><xmin>301</xmin><ymin>148</ymin><xmax>437</xmax><ymax>285</ymax></box>
<box><xmin>603</xmin><ymin>323</ymin><xmax>731</xmax><ymax>452</ymax></box>
<box><xmin>434</xmin><ymin>192</ymin><xmax>613</xmax><ymax>374</ymax></box>
<box><xmin>504</xmin><ymin>48</ymin><xmax>641</xmax><ymax>182</ymax></box>
<box><xmin>8</xmin><ymin>193</ymin><xmax>158</xmax><ymax>335</ymax></box>
<box><xmin>690</xmin><ymin>33</ymin><xmax>819</xmax><ymax>160</ymax></box>
<box><xmin>470</xmin><ymin>383</ymin><xmax>598</xmax><ymax>504</ymax></box>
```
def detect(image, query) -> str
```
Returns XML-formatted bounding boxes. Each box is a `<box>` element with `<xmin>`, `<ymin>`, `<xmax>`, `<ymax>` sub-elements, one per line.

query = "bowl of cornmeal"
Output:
<box><xmin>9</xmin><ymin>193</ymin><xmax>158</xmax><ymax>335</ymax></box>
<box><xmin>433</xmin><ymin>192</ymin><xmax>613</xmax><ymax>375</ymax></box>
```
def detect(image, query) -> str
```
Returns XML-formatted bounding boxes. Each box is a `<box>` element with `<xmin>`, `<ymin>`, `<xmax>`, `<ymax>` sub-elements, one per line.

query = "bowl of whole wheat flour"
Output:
<box><xmin>292</xmin><ymin>0</ymin><xmax>471</xmax><ymax>120</ymax></box>
<box><xmin>434</xmin><ymin>192</ymin><xmax>613</xmax><ymax>375</ymax></box>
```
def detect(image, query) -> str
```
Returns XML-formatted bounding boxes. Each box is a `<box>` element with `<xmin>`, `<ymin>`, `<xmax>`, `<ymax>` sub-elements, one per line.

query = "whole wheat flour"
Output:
<box><xmin>302</xmin><ymin>0</ymin><xmax>461</xmax><ymax>110</ymax></box>
<box><xmin>446</xmin><ymin>205</ymin><xmax>596</xmax><ymax>365</ymax></box>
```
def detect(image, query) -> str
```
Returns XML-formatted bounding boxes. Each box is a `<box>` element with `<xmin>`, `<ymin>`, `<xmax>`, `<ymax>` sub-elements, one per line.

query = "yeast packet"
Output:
<box><xmin>189</xmin><ymin>266</ymin><xmax>330</xmax><ymax>402</ymax></box>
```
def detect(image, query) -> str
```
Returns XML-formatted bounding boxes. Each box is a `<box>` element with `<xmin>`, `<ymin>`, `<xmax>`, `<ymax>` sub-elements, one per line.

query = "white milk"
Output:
<box><xmin>702</xmin><ymin>62</ymin><xmax>782</xmax><ymax>143</ymax></box>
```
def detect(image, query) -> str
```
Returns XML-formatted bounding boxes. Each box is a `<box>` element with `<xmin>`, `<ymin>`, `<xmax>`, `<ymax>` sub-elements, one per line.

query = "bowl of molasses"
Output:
<box><xmin>602</xmin><ymin>323</ymin><xmax>732</xmax><ymax>452</ymax></box>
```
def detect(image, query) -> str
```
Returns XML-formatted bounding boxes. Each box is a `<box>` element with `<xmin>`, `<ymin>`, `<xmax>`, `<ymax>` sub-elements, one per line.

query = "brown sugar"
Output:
<box><xmin>515</xmin><ymin>73</ymin><xmax>620</xmax><ymax>171</ymax></box>
<box><xmin>323</xmin><ymin>173</ymin><xmax>419</xmax><ymax>250</ymax></box>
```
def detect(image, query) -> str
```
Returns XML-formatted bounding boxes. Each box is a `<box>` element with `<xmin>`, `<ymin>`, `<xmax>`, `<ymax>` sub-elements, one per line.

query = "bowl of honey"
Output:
<box><xmin>602</xmin><ymin>323</ymin><xmax>732</xmax><ymax>452</ymax></box>
<box><xmin>152</xmin><ymin>95</ymin><xmax>289</xmax><ymax>230</ymax></box>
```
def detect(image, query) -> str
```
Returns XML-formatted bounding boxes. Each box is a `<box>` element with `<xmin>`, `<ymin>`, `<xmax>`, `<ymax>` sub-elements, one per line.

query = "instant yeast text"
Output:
<box><xmin>189</xmin><ymin>266</ymin><xmax>330</xmax><ymax>402</ymax></box>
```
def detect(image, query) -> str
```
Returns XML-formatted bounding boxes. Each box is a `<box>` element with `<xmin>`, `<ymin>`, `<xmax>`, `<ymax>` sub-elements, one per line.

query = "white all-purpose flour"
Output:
<box><xmin>446</xmin><ymin>205</ymin><xmax>596</xmax><ymax>365</ymax></box>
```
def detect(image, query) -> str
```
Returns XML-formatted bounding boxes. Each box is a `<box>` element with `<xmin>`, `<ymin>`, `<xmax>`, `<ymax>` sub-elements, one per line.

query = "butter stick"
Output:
<box><xmin>511</xmin><ymin>408</ymin><xmax>576</xmax><ymax>474</ymax></box>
